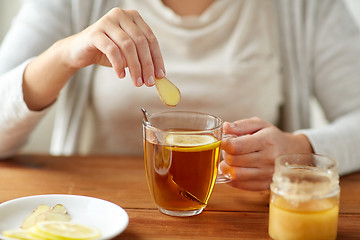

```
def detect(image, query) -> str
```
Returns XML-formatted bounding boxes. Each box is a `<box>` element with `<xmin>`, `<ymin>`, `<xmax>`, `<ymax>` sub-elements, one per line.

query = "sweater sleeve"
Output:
<box><xmin>0</xmin><ymin>60</ymin><xmax>48</xmax><ymax>159</ymax></box>
<box><xmin>0</xmin><ymin>0</ymin><xmax>71</xmax><ymax>73</ymax></box>
<box><xmin>296</xmin><ymin>0</ymin><xmax>360</xmax><ymax>176</ymax></box>
<box><xmin>0</xmin><ymin>0</ymin><xmax>72</xmax><ymax>158</ymax></box>
<box><xmin>296</xmin><ymin>110</ymin><xmax>360</xmax><ymax>176</ymax></box>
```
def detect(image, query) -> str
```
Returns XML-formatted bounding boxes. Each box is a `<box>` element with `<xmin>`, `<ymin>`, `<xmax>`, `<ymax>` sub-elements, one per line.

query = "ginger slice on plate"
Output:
<box><xmin>21</xmin><ymin>204</ymin><xmax>51</xmax><ymax>229</ymax></box>
<box><xmin>21</xmin><ymin>204</ymin><xmax>71</xmax><ymax>229</ymax></box>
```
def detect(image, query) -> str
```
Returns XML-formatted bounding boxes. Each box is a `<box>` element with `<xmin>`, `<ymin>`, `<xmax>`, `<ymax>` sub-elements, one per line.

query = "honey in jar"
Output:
<box><xmin>268</xmin><ymin>154</ymin><xmax>340</xmax><ymax>240</ymax></box>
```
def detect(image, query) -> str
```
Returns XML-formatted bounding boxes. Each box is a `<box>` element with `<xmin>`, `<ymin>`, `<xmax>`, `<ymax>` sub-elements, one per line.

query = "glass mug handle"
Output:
<box><xmin>216</xmin><ymin>134</ymin><xmax>236</xmax><ymax>183</ymax></box>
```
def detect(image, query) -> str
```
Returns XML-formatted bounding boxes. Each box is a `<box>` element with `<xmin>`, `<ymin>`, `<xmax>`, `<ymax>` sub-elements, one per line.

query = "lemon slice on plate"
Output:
<box><xmin>33</xmin><ymin>221</ymin><xmax>101</xmax><ymax>240</ymax></box>
<box><xmin>2</xmin><ymin>229</ymin><xmax>43</xmax><ymax>240</ymax></box>
<box><xmin>165</xmin><ymin>134</ymin><xmax>220</xmax><ymax>152</ymax></box>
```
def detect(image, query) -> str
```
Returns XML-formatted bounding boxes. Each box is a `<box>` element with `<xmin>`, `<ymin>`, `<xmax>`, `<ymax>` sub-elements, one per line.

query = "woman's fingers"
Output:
<box><xmin>220</xmin><ymin>117</ymin><xmax>283</xmax><ymax>191</ymax></box>
<box><xmin>223</xmin><ymin>117</ymin><xmax>270</xmax><ymax>136</ymax></box>
<box><xmin>228</xmin><ymin>180</ymin><xmax>272</xmax><ymax>191</ymax></box>
<box><xmin>220</xmin><ymin>161</ymin><xmax>274</xmax><ymax>181</ymax></box>
<box><xmin>221</xmin><ymin>117</ymin><xmax>314</xmax><ymax>191</ymax></box>
<box><xmin>221</xmin><ymin>134</ymin><xmax>263</xmax><ymax>155</ymax></box>
<box><xmin>223</xmin><ymin>151</ymin><xmax>263</xmax><ymax>168</ymax></box>
<box><xmin>105</xmin><ymin>27</ymin><xmax>144</xmax><ymax>86</ymax></box>
<box><xmin>76</xmin><ymin>8</ymin><xmax>165</xmax><ymax>87</ymax></box>
<box><xmin>111</xmin><ymin>8</ymin><xmax>165</xmax><ymax>86</ymax></box>
<box><xmin>102</xmin><ymin>8</ymin><xmax>145</xmax><ymax>86</ymax></box>
<box><xmin>219</xmin><ymin>161</ymin><xmax>273</xmax><ymax>191</ymax></box>
<box><xmin>91</xmin><ymin>32</ymin><xmax>126</xmax><ymax>75</ymax></box>
<box><xmin>221</xmin><ymin>118</ymin><xmax>271</xmax><ymax>154</ymax></box>
<box><xmin>128</xmin><ymin>10</ymin><xmax>166</xmax><ymax>79</ymax></box>
<box><xmin>113</xmin><ymin>9</ymin><xmax>154</xmax><ymax>86</ymax></box>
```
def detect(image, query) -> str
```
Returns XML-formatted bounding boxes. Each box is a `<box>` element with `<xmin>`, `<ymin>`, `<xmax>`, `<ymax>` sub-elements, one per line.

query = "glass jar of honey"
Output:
<box><xmin>268</xmin><ymin>153</ymin><xmax>340</xmax><ymax>240</ymax></box>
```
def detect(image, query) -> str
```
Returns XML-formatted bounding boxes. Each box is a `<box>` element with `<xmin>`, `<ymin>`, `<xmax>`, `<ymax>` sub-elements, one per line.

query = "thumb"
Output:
<box><xmin>224</xmin><ymin>118</ymin><xmax>268</xmax><ymax>136</ymax></box>
<box><xmin>223</xmin><ymin>122</ymin><xmax>242</xmax><ymax>136</ymax></box>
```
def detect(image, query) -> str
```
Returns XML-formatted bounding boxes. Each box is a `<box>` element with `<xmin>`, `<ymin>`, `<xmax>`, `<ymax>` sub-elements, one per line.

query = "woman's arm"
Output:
<box><xmin>220</xmin><ymin>0</ymin><xmax>360</xmax><ymax>190</ymax></box>
<box><xmin>299</xmin><ymin>0</ymin><xmax>360</xmax><ymax>175</ymax></box>
<box><xmin>0</xmin><ymin>0</ymin><xmax>73</xmax><ymax>158</ymax></box>
<box><xmin>0</xmin><ymin>0</ymin><xmax>166</xmax><ymax>157</ymax></box>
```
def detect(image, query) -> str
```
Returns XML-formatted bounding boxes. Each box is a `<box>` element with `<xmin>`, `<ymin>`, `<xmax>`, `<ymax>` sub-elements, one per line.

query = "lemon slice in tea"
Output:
<box><xmin>35</xmin><ymin>221</ymin><xmax>101</xmax><ymax>240</ymax></box>
<box><xmin>165</xmin><ymin>134</ymin><xmax>220</xmax><ymax>152</ymax></box>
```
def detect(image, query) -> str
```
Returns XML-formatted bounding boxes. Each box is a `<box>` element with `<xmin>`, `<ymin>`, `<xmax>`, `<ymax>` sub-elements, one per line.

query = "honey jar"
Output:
<box><xmin>268</xmin><ymin>153</ymin><xmax>340</xmax><ymax>240</ymax></box>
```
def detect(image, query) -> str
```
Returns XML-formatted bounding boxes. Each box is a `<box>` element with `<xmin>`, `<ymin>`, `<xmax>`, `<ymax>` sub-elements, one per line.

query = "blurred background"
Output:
<box><xmin>0</xmin><ymin>0</ymin><xmax>359</xmax><ymax>154</ymax></box>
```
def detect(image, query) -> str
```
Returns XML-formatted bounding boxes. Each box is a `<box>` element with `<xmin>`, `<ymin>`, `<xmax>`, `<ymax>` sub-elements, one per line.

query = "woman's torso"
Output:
<box><xmin>90</xmin><ymin>0</ymin><xmax>283</xmax><ymax>155</ymax></box>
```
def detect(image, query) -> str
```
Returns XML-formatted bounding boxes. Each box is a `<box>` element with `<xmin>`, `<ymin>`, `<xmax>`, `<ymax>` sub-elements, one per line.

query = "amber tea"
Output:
<box><xmin>144</xmin><ymin>132</ymin><xmax>221</xmax><ymax>216</ymax></box>
<box><xmin>142</xmin><ymin>111</ymin><xmax>224</xmax><ymax>216</ymax></box>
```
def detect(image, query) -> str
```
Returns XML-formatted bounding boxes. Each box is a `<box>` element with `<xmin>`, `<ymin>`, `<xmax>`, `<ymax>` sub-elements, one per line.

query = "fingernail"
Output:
<box><xmin>157</xmin><ymin>69</ymin><xmax>165</xmax><ymax>78</ymax></box>
<box><xmin>148</xmin><ymin>76</ymin><xmax>155</xmax><ymax>86</ymax></box>
<box><xmin>137</xmin><ymin>77</ymin><xmax>143</xmax><ymax>87</ymax></box>
<box><xmin>119</xmin><ymin>70</ymin><xmax>126</xmax><ymax>78</ymax></box>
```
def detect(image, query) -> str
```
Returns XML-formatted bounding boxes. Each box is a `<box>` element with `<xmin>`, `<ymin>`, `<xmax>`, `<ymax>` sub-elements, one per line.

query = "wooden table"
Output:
<box><xmin>0</xmin><ymin>155</ymin><xmax>359</xmax><ymax>239</ymax></box>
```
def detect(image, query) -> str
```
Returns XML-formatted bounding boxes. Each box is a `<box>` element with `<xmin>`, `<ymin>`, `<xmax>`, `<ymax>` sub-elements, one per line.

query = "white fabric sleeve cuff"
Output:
<box><xmin>294</xmin><ymin>110</ymin><xmax>360</xmax><ymax>176</ymax></box>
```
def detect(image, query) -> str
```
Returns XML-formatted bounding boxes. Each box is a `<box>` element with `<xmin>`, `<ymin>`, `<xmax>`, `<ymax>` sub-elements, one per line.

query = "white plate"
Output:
<box><xmin>0</xmin><ymin>194</ymin><xmax>129</xmax><ymax>240</ymax></box>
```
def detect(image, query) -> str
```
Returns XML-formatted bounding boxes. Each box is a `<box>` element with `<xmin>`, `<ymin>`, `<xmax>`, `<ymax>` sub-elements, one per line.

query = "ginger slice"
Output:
<box><xmin>155</xmin><ymin>77</ymin><xmax>181</xmax><ymax>107</ymax></box>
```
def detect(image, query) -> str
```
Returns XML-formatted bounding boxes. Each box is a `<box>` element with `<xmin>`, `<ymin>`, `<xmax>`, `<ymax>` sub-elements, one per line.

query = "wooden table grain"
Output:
<box><xmin>0</xmin><ymin>155</ymin><xmax>359</xmax><ymax>239</ymax></box>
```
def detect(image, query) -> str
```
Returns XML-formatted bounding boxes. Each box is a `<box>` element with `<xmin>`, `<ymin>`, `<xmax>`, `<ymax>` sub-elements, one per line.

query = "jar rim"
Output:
<box><xmin>271</xmin><ymin>153</ymin><xmax>340</xmax><ymax>200</ymax></box>
<box><xmin>275</xmin><ymin>153</ymin><xmax>338</xmax><ymax>173</ymax></box>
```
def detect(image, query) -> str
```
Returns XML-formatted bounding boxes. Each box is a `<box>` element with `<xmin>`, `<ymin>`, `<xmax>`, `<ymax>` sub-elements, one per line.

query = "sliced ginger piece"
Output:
<box><xmin>21</xmin><ymin>204</ymin><xmax>71</xmax><ymax>229</ymax></box>
<box><xmin>21</xmin><ymin>204</ymin><xmax>51</xmax><ymax>229</ymax></box>
<box><xmin>36</xmin><ymin>204</ymin><xmax>71</xmax><ymax>223</ymax></box>
<box><xmin>4</xmin><ymin>204</ymin><xmax>74</xmax><ymax>240</ymax></box>
<box><xmin>36</xmin><ymin>211</ymin><xmax>71</xmax><ymax>223</ymax></box>
<box><xmin>155</xmin><ymin>77</ymin><xmax>181</xmax><ymax>107</ymax></box>
<box><xmin>49</xmin><ymin>204</ymin><xmax>68</xmax><ymax>214</ymax></box>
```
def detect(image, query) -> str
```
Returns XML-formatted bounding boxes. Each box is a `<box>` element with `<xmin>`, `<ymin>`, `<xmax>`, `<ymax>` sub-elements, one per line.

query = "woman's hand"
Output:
<box><xmin>220</xmin><ymin>117</ymin><xmax>313</xmax><ymax>191</ymax></box>
<box><xmin>24</xmin><ymin>7</ymin><xmax>165</xmax><ymax>111</ymax></box>
<box><xmin>64</xmin><ymin>7</ymin><xmax>165</xmax><ymax>87</ymax></box>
